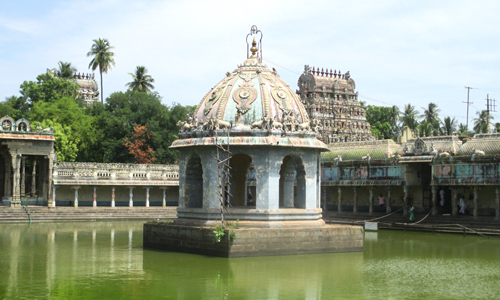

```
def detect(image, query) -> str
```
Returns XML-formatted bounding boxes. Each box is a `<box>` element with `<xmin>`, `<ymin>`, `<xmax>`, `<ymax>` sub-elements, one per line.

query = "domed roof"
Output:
<box><xmin>195</xmin><ymin>55</ymin><xmax>309</xmax><ymax>127</ymax></box>
<box><xmin>171</xmin><ymin>28</ymin><xmax>326</xmax><ymax>150</ymax></box>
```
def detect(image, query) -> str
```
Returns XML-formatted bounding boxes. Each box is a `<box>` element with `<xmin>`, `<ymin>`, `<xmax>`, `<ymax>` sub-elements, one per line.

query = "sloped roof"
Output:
<box><xmin>458</xmin><ymin>133</ymin><xmax>500</xmax><ymax>156</ymax></box>
<box><xmin>321</xmin><ymin>139</ymin><xmax>399</xmax><ymax>162</ymax></box>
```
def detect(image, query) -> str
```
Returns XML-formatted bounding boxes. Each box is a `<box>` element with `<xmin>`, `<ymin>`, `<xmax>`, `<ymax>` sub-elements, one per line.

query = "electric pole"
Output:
<box><xmin>463</xmin><ymin>87</ymin><xmax>474</xmax><ymax>138</ymax></box>
<box><xmin>486</xmin><ymin>94</ymin><xmax>497</xmax><ymax>133</ymax></box>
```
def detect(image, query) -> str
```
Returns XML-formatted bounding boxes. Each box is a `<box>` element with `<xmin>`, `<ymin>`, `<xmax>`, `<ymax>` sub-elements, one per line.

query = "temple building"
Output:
<box><xmin>50</xmin><ymin>70</ymin><xmax>100</xmax><ymax>104</ymax></box>
<box><xmin>297</xmin><ymin>66</ymin><xmax>373</xmax><ymax>144</ymax></box>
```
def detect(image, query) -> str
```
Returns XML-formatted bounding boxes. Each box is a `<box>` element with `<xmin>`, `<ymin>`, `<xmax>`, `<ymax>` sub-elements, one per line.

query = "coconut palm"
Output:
<box><xmin>87</xmin><ymin>38</ymin><xmax>115</xmax><ymax>104</ymax></box>
<box><xmin>421</xmin><ymin>102</ymin><xmax>440</xmax><ymax>128</ymax></box>
<box><xmin>441</xmin><ymin>116</ymin><xmax>458</xmax><ymax>136</ymax></box>
<box><xmin>53</xmin><ymin>61</ymin><xmax>77</xmax><ymax>79</ymax></box>
<box><xmin>473</xmin><ymin>110</ymin><xmax>493</xmax><ymax>134</ymax></box>
<box><xmin>495</xmin><ymin>123</ymin><xmax>500</xmax><ymax>133</ymax></box>
<box><xmin>400</xmin><ymin>104</ymin><xmax>419</xmax><ymax>130</ymax></box>
<box><xmin>417</xmin><ymin>121</ymin><xmax>433</xmax><ymax>137</ymax></box>
<box><xmin>126</xmin><ymin>66</ymin><xmax>155</xmax><ymax>93</ymax></box>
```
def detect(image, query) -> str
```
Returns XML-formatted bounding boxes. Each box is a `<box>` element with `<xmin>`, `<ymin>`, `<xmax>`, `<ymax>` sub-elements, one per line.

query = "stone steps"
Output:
<box><xmin>324</xmin><ymin>211</ymin><xmax>500</xmax><ymax>236</ymax></box>
<box><xmin>0</xmin><ymin>206</ymin><xmax>178</xmax><ymax>222</ymax></box>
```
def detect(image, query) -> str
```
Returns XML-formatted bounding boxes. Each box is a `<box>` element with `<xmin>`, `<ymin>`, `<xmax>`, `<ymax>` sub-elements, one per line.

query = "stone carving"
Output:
<box><xmin>203</xmin><ymin>117</ymin><xmax>232</xmax><ymax>131</ymax></box>
<box><xmin>282</xmin><ymin>110</ymin><xmax>298</xmax><ymax>132</ymax></box>
<box><xmin>334</xmin><ymin>155</ymin><xmax>342</xmax><ymax>162</ymax></box>
<box><xmin>204</xmin><ymin>86</ymin><xmax>224</xmax><ymax>115</ymax></box>
<box><xmin>233</xmin><ymin>73</ymin><xmax>258</xmax><ymax>115</ymax></box>
<box><xmin>298</xmin><ymin>121</ymin><xmax>310</xmax><ymax>131</ymax></box>
<box><xmin>362</xmin><ymin>153</ymin><xmax>371</xmax><ymax>163</ymax></box>
<box><xmin>37</xmin><ymin>123</ymin><xmax>42</xmax><ymax>132</ymax></box>
<box><xmin>42</xmin><ymin>127</ymin><xmax>54</xmax><ymax>133</ymax></box>
<box><xmin>177</xmin><ymin>120</ymin><xmax>192</xmax><ymax>132</ymax></box>
<box><xmin>472</xmin><ymin>149</ymin><xmax>485</xmax><ymax>159</ymax></box>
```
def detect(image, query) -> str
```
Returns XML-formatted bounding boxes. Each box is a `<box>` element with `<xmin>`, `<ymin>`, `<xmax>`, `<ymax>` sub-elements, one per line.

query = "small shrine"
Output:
<box><xmin>144</xmin><ymin>26</ymin><xmax>363</xmax><ymax>257</ymax></box>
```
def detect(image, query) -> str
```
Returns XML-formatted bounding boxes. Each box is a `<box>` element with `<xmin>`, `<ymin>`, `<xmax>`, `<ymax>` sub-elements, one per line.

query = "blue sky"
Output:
<box><xmin>1</xmin><ymin>0</ymin><xmax>500</xmax><ymax>127</ymax></box>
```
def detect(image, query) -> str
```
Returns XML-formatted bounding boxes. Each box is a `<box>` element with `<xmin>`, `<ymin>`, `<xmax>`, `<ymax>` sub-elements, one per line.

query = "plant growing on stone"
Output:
<box><xmin>213</xmin><ymin>225</ymin><xmax>225</xmax><ymax>243</ymax></box>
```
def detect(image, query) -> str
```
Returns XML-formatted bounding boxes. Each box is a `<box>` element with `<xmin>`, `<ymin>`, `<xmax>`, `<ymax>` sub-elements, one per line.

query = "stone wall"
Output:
<box><xmin>144</xmin><ymin>223</ymin><xmax>363</xmax><ymax>257</ymax></box>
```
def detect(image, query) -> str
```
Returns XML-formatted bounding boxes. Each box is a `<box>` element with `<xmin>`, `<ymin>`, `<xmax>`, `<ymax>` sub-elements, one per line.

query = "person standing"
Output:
<box><xmin>459</xmin><ymin>195</ymin><xmax>466</xmax><ymax>214</ymax></box>
<box><xmin>378</xmin><ymin>193</ymin><xmax>386</xmax><ymax>211</ymax></box>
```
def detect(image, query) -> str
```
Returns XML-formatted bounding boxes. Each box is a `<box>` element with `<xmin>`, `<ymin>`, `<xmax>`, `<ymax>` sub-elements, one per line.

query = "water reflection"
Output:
<box><xmin>0</xmin><ymin>222</ymin><xmax>500</xmax><ymax>299</ymax></box>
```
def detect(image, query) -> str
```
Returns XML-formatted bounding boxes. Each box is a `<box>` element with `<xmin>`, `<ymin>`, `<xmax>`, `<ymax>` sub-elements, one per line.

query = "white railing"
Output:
<box><xmin>53</xmin><ymin>162</ymin><xmax>179</xmax><ymax>181</ymax></box>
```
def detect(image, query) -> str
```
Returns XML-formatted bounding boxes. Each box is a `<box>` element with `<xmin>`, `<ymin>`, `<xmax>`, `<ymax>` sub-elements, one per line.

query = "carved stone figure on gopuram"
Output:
<box><xmin>297</xmin><ymin>66</ymin><xmax>374</xmax><ymax>144</ymax></box>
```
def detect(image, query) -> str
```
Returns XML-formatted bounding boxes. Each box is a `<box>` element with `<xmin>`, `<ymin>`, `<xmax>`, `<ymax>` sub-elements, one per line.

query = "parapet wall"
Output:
<box><xmin>143</xmin><ymin>223</ymin><xmax>364</xmax><ymax>257</ymax></box>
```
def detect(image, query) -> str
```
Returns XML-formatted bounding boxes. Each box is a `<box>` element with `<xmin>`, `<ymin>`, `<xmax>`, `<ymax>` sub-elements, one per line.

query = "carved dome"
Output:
<box><xmin>195</xmin><ymin>55</ymin><xmax>309</xmax><ymax>127</ymax></box>
<box><xmin>171</xmin><ymin>28</ymin><xmax>326</xmax><ymax>150</ymax></box>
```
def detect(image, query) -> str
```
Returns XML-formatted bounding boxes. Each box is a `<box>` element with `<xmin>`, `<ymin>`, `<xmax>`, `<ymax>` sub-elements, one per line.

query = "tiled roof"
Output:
<box><xmin>321</xmin><ymin>139</ymin><xmax>400</xmax><ymax>162</ymax></box>
<box><xmin>458</xmin><ymin>134</ymin><xmax>500</xmax><ymax>156</ymax></box>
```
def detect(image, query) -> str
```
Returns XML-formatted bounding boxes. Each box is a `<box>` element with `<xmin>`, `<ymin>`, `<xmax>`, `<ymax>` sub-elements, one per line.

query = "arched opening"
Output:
<box><xmin>185</xmin><ymin>154</ymin><xmax>203</xmax><ymax>208</ymax></box>
<box><xmin>279</xmin><ymin>155</ymin><xmax>306</xmax><ymax>209</ymax></box>
<box><xmin>229</xmin><ymin>153</ymin><xmax>252</xmax><ymax>207</ymax></box>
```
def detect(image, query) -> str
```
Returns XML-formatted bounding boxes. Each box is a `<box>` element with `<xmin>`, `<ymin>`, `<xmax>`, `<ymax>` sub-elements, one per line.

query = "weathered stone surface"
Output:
<box><xmin>143</xmin><ymin>223</ymin><xmax>363</xmax><ymax>257</ymax></box>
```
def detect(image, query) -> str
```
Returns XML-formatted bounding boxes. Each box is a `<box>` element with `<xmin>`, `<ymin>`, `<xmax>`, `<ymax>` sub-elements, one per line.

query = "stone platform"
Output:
<box><xmin>143</xmin><ymin>222</ymin><xmax>364</xmax><ymax>257</ymax></box>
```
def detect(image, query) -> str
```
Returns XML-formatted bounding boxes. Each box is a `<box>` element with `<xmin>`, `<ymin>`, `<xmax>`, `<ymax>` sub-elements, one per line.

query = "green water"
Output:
<box><xmin>1</xmin><ymin>222</ymin><xmax>499</xmax><ymax>300</ymax></box>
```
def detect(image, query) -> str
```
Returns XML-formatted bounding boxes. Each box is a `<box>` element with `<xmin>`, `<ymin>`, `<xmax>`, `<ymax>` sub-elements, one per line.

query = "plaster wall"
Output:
<box><xmin>55</xmin><ymin>185</ymin><xmax>178</xmax><ymax>206</ymax></box>
<box><xmin>178</xmin><ymin>146</ymin><xmax>321</xmax><ymax>211</ymax></box>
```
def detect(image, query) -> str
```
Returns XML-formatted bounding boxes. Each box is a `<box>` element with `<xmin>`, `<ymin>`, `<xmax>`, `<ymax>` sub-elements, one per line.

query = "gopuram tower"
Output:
<box><xmin>297</xmin><ymin>67</ymin><xmax>373</xmax><ymax>144</ymax></box>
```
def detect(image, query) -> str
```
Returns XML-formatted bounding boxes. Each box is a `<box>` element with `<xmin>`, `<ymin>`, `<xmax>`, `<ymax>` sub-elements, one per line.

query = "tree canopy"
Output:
<box><xmin>126</xmin><ymin>66</ymin><xmax>155</xmax><ymax>93</ymax></box>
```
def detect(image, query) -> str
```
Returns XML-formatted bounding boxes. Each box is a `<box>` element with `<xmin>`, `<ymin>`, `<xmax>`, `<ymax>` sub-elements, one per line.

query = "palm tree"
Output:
<box><xmin>417</xmin><ymin>121</ymin><xmax>433</xmax><ymax>137</ymax></box>
<box><xmin>421</xmin><ymin>102</ymin><xmax>440</xmax><ymax>130</ymax></box>
<box><xmin>441</xmin><ymin>116</ymin><xmax>457</xmax><ymax>136</ymax></box>
<box><xmin>53</xmin><ymin>61</ymin><xmax>77</xmax><ymax>79</ymax></box>
<box><xmin>87</xmin><ymin>38</ymin><xmax>115</xmax><ymax>104</ymax></box>
<box><xmin>126</xmin><ymin>66</ymin><xmax>155</xmax><ymax>93</ymax></box>
<box><xmin>400</xmin><ymin>104</ymin><xmax>419</xmax><ymax>130</ymax></box>
<box><xmin>473</xmin><ymin>110</ymin><xmax>493</xmax><ymax>134</ymax></box>
<box><xmin>494</xmin><ymin>123</ymin><xmax>500</xmax><ymax>133</ymax></box>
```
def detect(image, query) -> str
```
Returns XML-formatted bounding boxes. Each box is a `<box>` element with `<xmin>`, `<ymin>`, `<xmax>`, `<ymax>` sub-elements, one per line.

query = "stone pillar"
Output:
<box><xmin>4</xmin><ymin>159</ymin><xmax>11</xmax><ymax>197</ymax></box>
<box><xmin>11</xmin><ymin>153</ymin><xmax>21</xmax><ymax>207</ymax></box>
<box><xmin>337</xmin><ymin>186</ymin><xmax>342</xmax><ymax>213</ymax></box>
<box><xmin>145</xmin><ymin>187</ymin><xmax>150</xmax><ymax>207</ymax></box>
<box><xmin>31</xmin><ymin>158</ymin><xmax>36</xmax><ymax>198</ymax></box>
<box><xmin>283</xmin><ymin>161</ymin><xmax>295</xmax><ymax>208</ymax></box>
<box><xmin>47</xmin><ymin>154</ymin><xmax>54</xmax><ymax>206</ymax></box>
<box><xmin>496</xmin><ymin>187</ymin><xmax>500</xmax><ymax>220</ymax></box>
<box><xmin>368</xmin><ymin>187</ymin><xmax>374</xmax><ymax>215</ymax></box>
<box><xmin>473</xmin><ymin>186</ymin><xmax>478</xmax><ymax>218</ymax></box>
<box><xmin>51</xmin><ymin>185</ymin><xmax>57</xmax><ymax>207</ymax></box>
<box><xmin>322</xmin><ymin>187</ymin><xmax>328</xmax><ymax>212</ymax></box>
<box><xmin>162</xmin><ymin>188</ymin><xmax>166</xmax><ymax>207</ymax></box>
<box><xmin>404</xmin><ymin>185</ymin><xmax>410</xmax><ymax>216</ymax></box>
<box><xmin>93</xmin><ymin>187</ymin><xmax>97</xmax><ymax>208</ymax></box>
<box><xmin>20</xmin><ymin>156</ymin><xmax>26</xmax><ymax>197</ymax></box>
<box><xmin>451</xmin><ymin>188</ymin><xmax>458</xmax><ymax>216</ymax></box>
<box><xmin>72</xmin><ymin>187</ymin><xmax>79</xmax><ymax>208</ymax></box>
<box><xmin>353</xmin><ymin>187</ymin><xmax>358</xmax><ymax>213</ymax></box>
<box><xmin>430</xmin><ymin>186</ymin><xmax>437</xmax><ymax>215</ymax></box>
<box><xmin>111</xmin><ymin>187</ymin><xmax>115</xmax><ymax>207</ymax></box>
<box><xmin>386</xmin><ymin>187</ymin><xmax>392</xmax><ymax>213</ymax></box>
<box><xmin>129</xmin><ymin>187</ymin><xmax>134</xmax><ymax>207</ymax></box>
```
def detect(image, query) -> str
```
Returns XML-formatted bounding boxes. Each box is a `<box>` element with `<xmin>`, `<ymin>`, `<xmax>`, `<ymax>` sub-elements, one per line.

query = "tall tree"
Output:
<box><xmin>53</xmin><ymin>61</ymin><xmax>77</xmax><ymax>79</ymax></box>
<box><xmin>87</xmin><ymin>38</ymin><xmax>115</xmax><ymax>104</ymax></box>
<box><xmin>421</xmin><ymin>102</ymin><xmax>440</xmax><ymax>131</ymax></box>
<box><xmin>473</xmin><ymin>110</ymin><xmax>493</xmax><ymax>134</ymax></box>
<box><xmin>126</xmin><ymin>66</ymin><xmax>155</xmax><ymax>93</ymax></box>
<box><xmin>441</xmin><ymin>116</ymin><xmax>458</xmax><ymax>136</ymax></box>
<box><xmin>401</xmin><ymin>104</ymin><xmax>420</xmax><ymax>130</ymax></box>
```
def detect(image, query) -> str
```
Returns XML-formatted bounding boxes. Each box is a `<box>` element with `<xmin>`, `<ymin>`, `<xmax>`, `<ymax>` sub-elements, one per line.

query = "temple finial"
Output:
<box><xmin>250</xmin><ymin>37</ymin><xmax>258</xmax><ymax>57</ymax></box>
